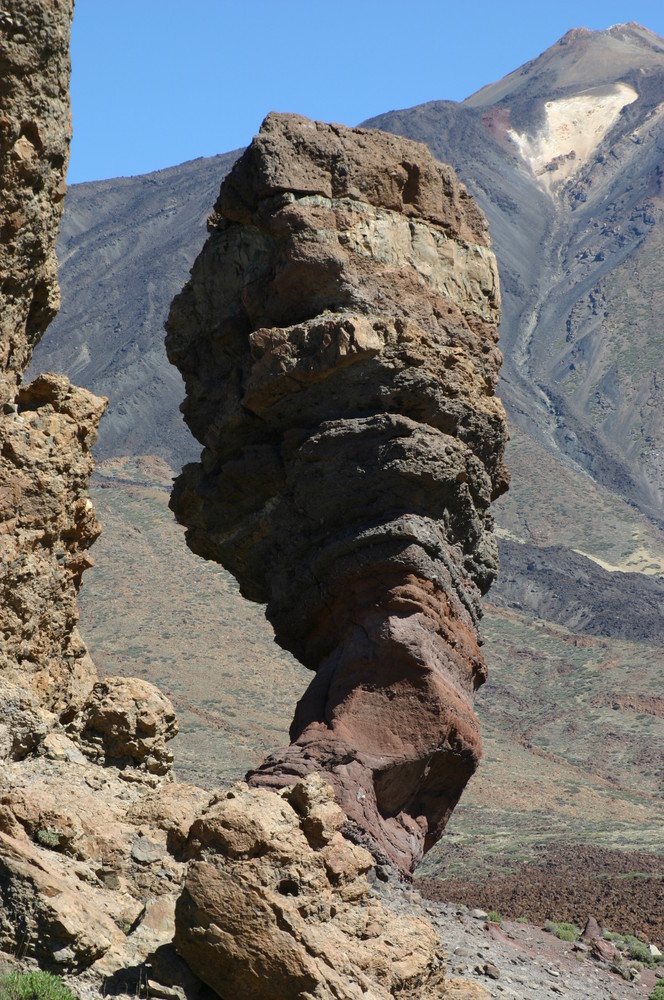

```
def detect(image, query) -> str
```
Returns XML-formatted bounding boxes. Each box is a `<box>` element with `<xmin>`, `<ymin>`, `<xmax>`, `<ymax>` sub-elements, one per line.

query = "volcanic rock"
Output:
<box><xmin>0</xmin><ymin>1</ymin><xmax>105</xmax><ymax>717</ymax></box>
<box><xmin>76</xmin><ymin>676</ymin><xmax>178</xmax><ymax>775</ymax></box>
<box><xmin>166</xmin><ymin>112</ymin><xmax>508</xmax><ymax>872</ymax></box>
<box><xmin>581</xmin><ymin>915</ymin><xmax>602</xmax><ymax>942</ymax></box>
<box><xmin>0</xmin><ymin>0</ymin><xmax>73</xmax><ymax>405</ymax></box>
<box><xmin>0</xmin><ymin>372</ymin><xmax>106</xmax><ymax>714</ymax></box>
<box><xmin>0</xmin><ymin>2</ymin><xmax>192</xmax><ymax>981</ymax></box>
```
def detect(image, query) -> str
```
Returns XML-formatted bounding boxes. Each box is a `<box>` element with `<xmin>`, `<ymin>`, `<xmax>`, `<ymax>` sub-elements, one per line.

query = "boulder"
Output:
<box><xmin>77</xmin><ymin>676</ymin><xmax>178</xmax><ymax>775</ymax></box>
<box><xmin>175</xmin><ymin>775</ymin><xmax>447</xmax><ymax>1000</ymax></box>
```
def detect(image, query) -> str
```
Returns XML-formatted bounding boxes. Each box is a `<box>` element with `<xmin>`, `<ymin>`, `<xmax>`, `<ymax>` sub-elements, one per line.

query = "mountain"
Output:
<box><xmin>32</xmin><ymin>23</ymin><xmax>664</xmax><ymax>575</ymax></box>
<box><xmin>29</xmin><ymin>24</ymin><xmax>664</xmax><ymax>927</ymax></box>
<box><xmin>368</xmin><ymin>23</ymin><xmax>664</xmax><ymax>527</ymax></box>
<box><xmin>29</xmin><ymin>151</ymin><xmax>238</xmax><ymax>470</ymax></box>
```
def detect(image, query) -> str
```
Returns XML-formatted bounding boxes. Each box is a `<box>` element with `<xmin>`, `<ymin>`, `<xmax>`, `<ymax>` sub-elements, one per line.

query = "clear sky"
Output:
<box><xmin>68</xmin><ymin>0</ymin><xmax>664</xmax><ymax>184</ymax></box>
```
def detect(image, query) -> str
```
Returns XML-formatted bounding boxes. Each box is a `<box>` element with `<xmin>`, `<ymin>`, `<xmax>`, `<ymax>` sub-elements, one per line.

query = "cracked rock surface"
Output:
<box><xmin>0</xmin><ymin>3</ymin><xmax>196</xmax><ymax>982</ymax></box>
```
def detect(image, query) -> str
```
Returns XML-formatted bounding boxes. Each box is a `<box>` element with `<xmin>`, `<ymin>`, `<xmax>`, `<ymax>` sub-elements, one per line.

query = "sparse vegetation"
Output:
<box><xmin>35</xmin><ymin>829</ymin><xmax>60</xmax><ymax>850</ymax></box>
<box><xmin>0</xmin><ymin>971</ymin><xmax>76</xmax><ymax>1000</ymax></box>
<box><xmin>602</xmin><ymin>930</ymin><xmax>663</xmax><ymax>968</ymax></box>
<box><xmin>487</xmin><ymin>911</ymin><xmax>502</xmax><ymax>924</ymax></box>
<box><xmin>649</xmin><ymin>979</ymin><xmax>664</xmax><ymax>1000</ymax></box>
<box><xmin>543</xmin><ymin>919</ymin><xmax>581</xmax><ymax>941</ymax></box>
<box><xmin>625</xmin><ymin>934</ymin><xmax>653</xmax><ymax>963</ymax></box>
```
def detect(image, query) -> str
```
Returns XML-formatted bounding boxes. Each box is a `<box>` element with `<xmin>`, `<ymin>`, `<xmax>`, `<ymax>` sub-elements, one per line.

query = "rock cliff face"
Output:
<box><xmin>0</xmin><ymin>0</ymin><xmax>72</xmax><ymax>406</ymax></box>
<box><xmin>0</xmin><ymin>0</ymin><xmax>102</xmax><ymax>729</ymax></box>
<box><xmin>166</xmin><ymin>113</ymin><xmax>508</xmax><ymax>872</ymax></box>
<box><xmin>0</xmin><ymin>2</ymin><xmax>190</xmax><ymax>978</ymax></box>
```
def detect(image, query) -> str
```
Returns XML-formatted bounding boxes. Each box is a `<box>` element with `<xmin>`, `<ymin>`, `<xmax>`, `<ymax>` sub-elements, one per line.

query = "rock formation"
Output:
<box><xmin>0</xmin><ymin>0</ymin><xmax>502</xmax><ymax>1000</ymax></box>
<box><xmin>175</xmin><ymin>774</ymin><xmax>448</xmax><ymax>1000</ymax></box>
<box><xmin>0</xmin><ymin>0</ymin><xmax>101</xmax><ymax>712</ymax></box>
<box><xmin>0</xmin><ymin>2</ymin><xmax>193</xmax><ymax>980</ymax></box>
<box><xmin>0</xmin><ymin>0</ymin><xmax>72</xmax><ymax>407</ymax></box>
<box><xmin>166</xmin><ymin>112</ymin><xmax>508</xmax><ymax>873</ymax></box>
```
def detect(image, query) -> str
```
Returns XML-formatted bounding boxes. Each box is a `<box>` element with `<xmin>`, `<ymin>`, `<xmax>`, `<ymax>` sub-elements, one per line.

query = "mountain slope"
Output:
<box><xmin>367</xmin><ymin>23</ymin><xmax>664</xmax><ymax>525</ymax></box>
<box><xmin>29</xmin><ymin>150</ymin><xmax>238</xmax><ymax>470</ymax></box>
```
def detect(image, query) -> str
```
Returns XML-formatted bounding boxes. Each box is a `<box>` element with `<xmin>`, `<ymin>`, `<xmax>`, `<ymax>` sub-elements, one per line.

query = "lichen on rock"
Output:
<box><xmin>166</xmin><ymin>112</ymin><xmax>508</xmax><ymax>873</ymax></box>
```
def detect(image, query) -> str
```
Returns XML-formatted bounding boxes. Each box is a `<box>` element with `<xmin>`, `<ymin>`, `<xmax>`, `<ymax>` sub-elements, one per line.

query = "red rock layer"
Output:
<box><xmin>166</xmin><ymin>113</ymin><xmax>508</xmax><ymax>871</ymax></box>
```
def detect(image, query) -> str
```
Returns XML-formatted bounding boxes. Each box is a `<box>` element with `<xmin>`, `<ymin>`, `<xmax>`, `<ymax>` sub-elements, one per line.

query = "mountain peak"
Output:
<box><xmin>464</xmin><ymin>22</ymin><xmax>664</xmax><ymax>110</ymax></box>
<box><xmin>555</xmin><ymin>22</ymin><xmax>664</xmax><ymax>52</ymax></box>
<box><xmin>603</xmin><ymin>21</ymin><xmax>664</xmax><ymax>48</ymax></box>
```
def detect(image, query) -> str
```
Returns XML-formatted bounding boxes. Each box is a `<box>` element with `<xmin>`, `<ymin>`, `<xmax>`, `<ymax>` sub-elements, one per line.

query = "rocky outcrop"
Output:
<box><xmin>1</xmin><ymin>8</ymin><xmax>503</xmax><ymax>998</ymax></box>
<box><xmin>0</xmin><ymin>0</ymin><xmax>103</xmax><ymax>721</ymax></box>
<box><xmin>0</xmin><ymin>0</ymin><xmax>73</xmax><ymax>406</ymax></box>
<box><xmin>0</xmin><ymin>2</ymin><xmax>192</xmax><ymax>982</ymax></box>
<box><xmin>0</xmin><ymin>753</ymin><xmax>206</xmax><ymax>970</ymax></box>
<box><xmin>175</xmin><ymin>774</ymin><xmax>447</xmax><ymax>1000</ymax></box>
<box><xmin>166</xmin><ymin>112</ymin><xmax>508</xmax><ymax>872</ymax></box>
<box><xmin>0</xmin><ymin>373</ymin><xmax>106</xmax><ymax>716</ymax></box>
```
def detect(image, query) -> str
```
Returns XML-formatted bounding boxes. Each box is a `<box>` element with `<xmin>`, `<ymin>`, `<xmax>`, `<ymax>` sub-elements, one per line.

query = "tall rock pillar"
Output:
<box><xmin>166</xmin><ymin>112</ymin><xmax>508</xmax><ymax>872</ymax></box>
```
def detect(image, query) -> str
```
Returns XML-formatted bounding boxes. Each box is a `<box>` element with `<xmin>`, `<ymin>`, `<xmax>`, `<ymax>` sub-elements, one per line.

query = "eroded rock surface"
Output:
<box><xmin>0</xmin><ymin>373</ymin><xmax>106</xmax><ymax>715</ymax></box>
<box><xmin>0</xmin><ymin>2</ymin><xmax>193</xmax><ymax>982</ymax></box>
<box><xmin>166</xmin><ymin>112</ymin><xmax>508</xmax><ymax>872</ymax></box>
<box><xmin>175</xmin><ymin>774</ymin><xmax>448</xmax><ymax>1000</ymax></box>
<box><xmin>0</xmin><ymin>0</ymin><xmax>73</xmax><ymax>405</ymax></box>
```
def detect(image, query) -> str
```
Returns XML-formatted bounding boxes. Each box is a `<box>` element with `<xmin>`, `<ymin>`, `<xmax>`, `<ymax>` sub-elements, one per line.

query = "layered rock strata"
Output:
<box><xmin>166</xmin><ymin>113</ymin><xmax>508</xmax><ymax>873</ymax></box>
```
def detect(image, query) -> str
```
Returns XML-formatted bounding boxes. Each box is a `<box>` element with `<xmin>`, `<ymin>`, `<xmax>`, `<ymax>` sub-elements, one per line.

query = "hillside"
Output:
<box><xmin>29</xmin><ymin>151</ymin><xmax>238</xmax><ymax>469</ymax></box>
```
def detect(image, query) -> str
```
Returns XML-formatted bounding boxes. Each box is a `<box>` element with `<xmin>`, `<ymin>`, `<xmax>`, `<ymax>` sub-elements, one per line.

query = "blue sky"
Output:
<box><xmin>68</xmin><ymin>1</ymin><xmax>664</xmax><ymax>183</ymax></box>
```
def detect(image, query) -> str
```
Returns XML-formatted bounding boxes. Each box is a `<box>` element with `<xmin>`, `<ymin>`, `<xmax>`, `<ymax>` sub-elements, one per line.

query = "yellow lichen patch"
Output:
<box><xmin>574</xmin><ymin>542</ymin><xmax>664</xmax><ymax>576</ymax></box>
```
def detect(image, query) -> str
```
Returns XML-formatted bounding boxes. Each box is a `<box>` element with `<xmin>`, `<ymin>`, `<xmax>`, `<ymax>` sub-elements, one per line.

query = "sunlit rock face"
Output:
<box><xmin>166</xmin><ymin>112</ymin><xmax>508</xmax><ymax>872</ymax></box>
<box><xmin>0</xmin><ymin>0</ymin><xmax>74</xmax><ymax>406</ymax></box>
<box><xmin>0</xmin><ymin>4</ymin><xmax>187</xmax><ymax>975</ymax></box>
<box><xmin>0</xmin><ymin>0</ymin><xmax>102</xmax><ymax>716</ymax></box>
<box><xmin>175</xmin><ymin>775</ymin><xmax>448</xmax><ymax>1000</ymax></box>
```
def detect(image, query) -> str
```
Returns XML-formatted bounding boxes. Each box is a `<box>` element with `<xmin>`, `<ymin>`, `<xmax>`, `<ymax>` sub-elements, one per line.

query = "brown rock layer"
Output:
<box><xmin>166</xmin><ymin>113</ymin><xmax>508</xmax><ymax>872</ymax></box>
<box><xmin>0</xmin><ymin>3</ymin><xmax>188</xmax><ymax>978</ymax></box>
<box><xmin>0</xmin><ymin>0</ymin><xmax>73</xmax><ymax>405</ymax></box>
<box><xmin>175</xmin><ymin>775</ymin><xmax>447</xmax><ymax>1000</ymax></box>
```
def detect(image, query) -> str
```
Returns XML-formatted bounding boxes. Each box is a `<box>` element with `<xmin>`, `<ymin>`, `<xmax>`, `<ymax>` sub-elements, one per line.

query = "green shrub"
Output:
<box><xmin>35</xmin><ymin>829</ymin><xmax>60</xmax><ymax>850</ymax></box>
<box><xmin>543</xmin><ymin>919</ymin><xmax>580</xmax><ymax>941</ymax></box>
<box><xmin>554</xmin><ymin>922</ymin><xmax>581</xmax><ymax>942</ymax></box>
<box><xmin>0</xmin><ymin>971</ymin><xmax>76</xmax><ymax>1000</ymax></box>
<box><xmin>649</xmin><ymin>979</ymin><xmax>664</xmax><ymax>1000</ymax></box>
<box><xmin>486</xmin><ymin>911</ymin><xmax>502</xmax><ymax>924</ymax></box>
<box><xmin>625</xmin><ymin>935</ymin><xmax>652</xmax><ymax>964</ymax></box>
